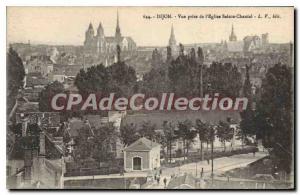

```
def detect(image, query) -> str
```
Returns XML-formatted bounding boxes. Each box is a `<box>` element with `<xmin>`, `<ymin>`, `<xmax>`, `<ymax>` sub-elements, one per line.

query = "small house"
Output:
<box><xmin>124</xmin><ymin>137</ymin><xmax>160</xmax><ymax>172</ymax></box>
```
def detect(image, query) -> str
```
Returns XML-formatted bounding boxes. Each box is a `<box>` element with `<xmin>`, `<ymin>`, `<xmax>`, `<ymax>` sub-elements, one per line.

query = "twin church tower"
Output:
<box><xmin>83</xmin><ymin>12</ymin><xmax>137</xmax><ymax>55</ymax></box>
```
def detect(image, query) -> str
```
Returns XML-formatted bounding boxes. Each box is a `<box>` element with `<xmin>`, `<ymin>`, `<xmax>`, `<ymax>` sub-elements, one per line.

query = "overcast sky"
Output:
<box><xmin>7</xmin><ymin>7</ymin><xmax>294</xmax><ymax>46</ymax></box>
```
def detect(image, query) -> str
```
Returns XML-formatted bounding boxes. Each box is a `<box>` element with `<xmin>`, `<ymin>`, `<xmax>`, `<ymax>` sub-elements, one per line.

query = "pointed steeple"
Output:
<box><xmin>168</xmin><ymin>24</ymin><xmax>177</xmax><ymax>52</ymax></box>
<box><xmin>97</xmin><ymin>22</ymin><xmax>104</xmax><ymax>37</ymax></box>
<box><xmin>169</xmin><ymin>24</ymin><xmax>176</xmax><ymax>44</ymax></box>
<box><xmin>229</xmin><ymin>24</ymin><xmax>237</xmax><ymax>42</ymax></box>
<box><xmin>85</xmin><ymin>22</ymin><xmax>94</xmax><ymax>41</ymax></box>
<box><xmin>115</xmin><ymin>10</ymin><xmax>122</xmax><ymax>42</ymax></box>
<box><xmin>170</xmin><ymin>24</ymin><xmax>175</xmax><ymax>41</ymax></box>
<box><xmin>117</xmin><ymin>11</ymin><xmax>120</xmax><ymax>28</ymax></box>
<box><xmin>88</xmin><ymin>22</ymin><xmax>94</xmax><ymax>31</ymax></box>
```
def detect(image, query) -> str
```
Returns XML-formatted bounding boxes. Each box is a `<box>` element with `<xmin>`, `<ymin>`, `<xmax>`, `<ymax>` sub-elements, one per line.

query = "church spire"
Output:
<box><xmin>170</xmin><ymin>24</ymin><xmax>175</xmax><ymax>42</ymax></box>
<box><xmin>229</xmin><ymin>24</ymin><xmax>237</xmax><ymax>42</ymax></box>
<box><xmin>117</xmin><ymin>10</ymin><xmax>120</xmax><ymax>28</ymax></box>
<box><xmin>168</xmin><ymin>24</ymin><xmax>177</xmax><ymax>52</ymax></box>
<box><xmin>115</xmin><ymin>10</ymin><xmax>122</xmax><ymax>42</ymax></box>
<box><xmin>88</xmin><ymin>22</ymin><xmax>93</xmax><ymax>30</ymax></box>
<box><xmin>85</xmin><ymin>22</ymin><xmax>94</xmax><ymax>41</ymax></box>
<box><xmin>97</xmin><ymin>22</ymin><xmax>104</xmax><ymax>37</ymax></box>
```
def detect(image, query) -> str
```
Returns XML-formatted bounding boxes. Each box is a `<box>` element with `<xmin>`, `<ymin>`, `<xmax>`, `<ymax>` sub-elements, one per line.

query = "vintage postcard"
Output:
<box><xmin>6</xmin><ymin>6</ymin><xmax>294</xmax><ymax>189</ymax></box>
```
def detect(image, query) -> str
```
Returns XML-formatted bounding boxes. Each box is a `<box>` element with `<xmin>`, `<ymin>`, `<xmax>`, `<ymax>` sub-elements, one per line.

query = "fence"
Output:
<box><xmin>64</xmin><ymin>166</ymin><xmax>121</xmax><ymax>177</ymax></box>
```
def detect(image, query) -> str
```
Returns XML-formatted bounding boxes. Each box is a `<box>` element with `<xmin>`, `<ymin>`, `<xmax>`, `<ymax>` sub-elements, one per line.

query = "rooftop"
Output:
<box><xmin>124</xmin><ymin>137</ymin><xmax>160</xmax><ymax>151</ymax></box>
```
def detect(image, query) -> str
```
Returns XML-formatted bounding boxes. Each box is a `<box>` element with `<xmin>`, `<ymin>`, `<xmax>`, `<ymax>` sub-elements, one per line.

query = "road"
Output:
<box><xmin>145</xmin><ymin>151</ymin><xmax>267</xmax><ymax>189</ymax></box>
<box><xmin>62</xmin><ymin>152</ymin><xmax>267</xmax><ymax>189</ymax></box>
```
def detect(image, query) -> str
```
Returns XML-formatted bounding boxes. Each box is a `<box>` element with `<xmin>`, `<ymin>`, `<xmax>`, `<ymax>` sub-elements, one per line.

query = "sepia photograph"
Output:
<box><xmin>6</xmin><ymin>6</ymin><xmax>294</xmax><ymax>190</ymax></box>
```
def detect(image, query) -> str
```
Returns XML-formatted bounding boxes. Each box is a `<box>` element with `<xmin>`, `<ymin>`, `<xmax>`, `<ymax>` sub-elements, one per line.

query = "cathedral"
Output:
<box><xmin>83</xmin><ymin>12</ymin><xmax>137</xmax><ymax>55</ymax></box>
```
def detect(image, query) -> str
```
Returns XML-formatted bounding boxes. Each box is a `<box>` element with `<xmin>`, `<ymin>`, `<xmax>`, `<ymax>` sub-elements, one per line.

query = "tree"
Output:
<box><xmin>120</xmin><ymin>123</ymin><xmax>139</xmax><ymax>146</ymax></box>
<box><xmin>7</xmin><ymin>47</ymin><xmax>25</xmax><ymax>114</ymax></box>
<box><xmin>141</xmin><ymin>67</ymin><xmax>170</xmax><ymax>96</ymax></box>
<box><xmin>139</xmin><ymin>121</ymin><xmax>156</xmax><ymax>141</ymax></box>
<box><xmin>116</xmin><ymin>45</ymin><xmax>121</xmax><ymax>63</ymax></box>
<box><xmin>168</xmin><ymin>44</ymin><xmax>193</xmax><ymax>96</ymax></box>
<box><xmin>240</xmin><ymin>64</ymin><xmax>256</xmax><ymax>146</ymax></box>
<box><xmin>151</xmin><ymin>48</ymin><xmax>163</xmax><ymax>69</ymax></box>
<box><xmin>204</xmin><ymin>62</ymin><xmax>242</xmax><ymax>97</ymax></box>
<box><xmin>39</xmin><ymin>81</ymin><xmax>65</xmax><ymax>112</ymax></box>
<box><xmin>195</xmin><ymin>119</ymin><xmax>209</xmax><ymax>161</ymax></box>
<box><xmin>92</xmin><ymin>122</ymin><xmax>119</xmax><ymax>162</ymax></box>
<box><xmin>73</xmin><ymin>126</ymin><xmax>93</xmax><ymax>161</ymax></box>
<box><xmin>175</xmin><ymin>120</ymin><xmax>196</xmax><ymax>160</ymax></box>
<box><xmin>74</xmin><ymin>65</ymin><xmax>111</xmax><ymax>95</ymax></box>
<box><xmin>216</xmin><ymin>120</ymin><xmax>233</xmax><ymax>151</ymax></box>
<box><xmin>162</xmin><ymin>121</ymin><xmax>175</xmax><ymax>163</ymax></box>
<box><xmin>197</xmin><ymin>47</ymin><xmax>204</xmax><ymax>97</ymax></box>
<box><xmin>75</xmin><ymin>48</ymin><xmax>137</xmax><ymax>97</ymax></box>
<box><xmin>166</xmin><ymin>46</ymin><xmax>173</xmax><ymax>63</ymax></box>
<box><xmin>197</xmin><ymin>47</ymin><xmax>204</xmax><ymax>65</ymax></box>
<box><xmin>107</xmin><ymin>61</ymin><xmax>137</xmax><ymax>97</ymax></box>
<box><xmin>243</xmin><ymin>64</ymin><xmax>252</xmax><ymax>99</ymax></box>
<box><xmin>254</xmin><ymin>63</ymin><xmax>293</xmax><ymax>174</ymax></box>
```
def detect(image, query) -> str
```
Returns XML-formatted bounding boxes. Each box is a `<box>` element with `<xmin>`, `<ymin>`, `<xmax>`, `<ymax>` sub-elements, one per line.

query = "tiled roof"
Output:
<box><xmin>124</xmin><ymin>137</ymin><xmax>160</xmax><ymax>151</ymax></box>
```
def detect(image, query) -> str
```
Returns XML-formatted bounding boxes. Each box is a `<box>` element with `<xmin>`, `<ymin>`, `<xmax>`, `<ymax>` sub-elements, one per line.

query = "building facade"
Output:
<box><xmin>124</xmin><ymin>138</ymin><xmax>161</xmax><ymax>172</ymax></box>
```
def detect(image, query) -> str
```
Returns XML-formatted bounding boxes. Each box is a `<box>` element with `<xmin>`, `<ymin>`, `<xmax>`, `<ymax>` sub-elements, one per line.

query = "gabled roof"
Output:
<box><xmin>124</xmin><ymin>137</ymin><xmax>160</xmax><ymax>151</ymax></box>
